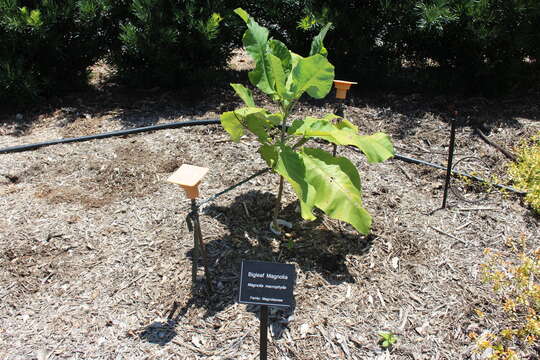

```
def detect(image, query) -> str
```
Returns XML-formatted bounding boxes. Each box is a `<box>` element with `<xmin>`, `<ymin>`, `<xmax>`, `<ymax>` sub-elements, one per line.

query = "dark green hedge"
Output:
<box><xmin>1</xmin><ymin>0</ymin><xmax>539</xmax><ymax>107</ymax></box>
<box><xmin>298</xmin><ymin>0</ymin><xmax>540</xmax><ymax>93</ymax></box>
<box><xmin>109</xmin><ymin>0</ymin><xmax>241</xmax><ymax>88</ymax></box>
<box><xmin>0</xmin><ymin>0</ymin><xmax>113</xmax><ymax>106</ymax></box>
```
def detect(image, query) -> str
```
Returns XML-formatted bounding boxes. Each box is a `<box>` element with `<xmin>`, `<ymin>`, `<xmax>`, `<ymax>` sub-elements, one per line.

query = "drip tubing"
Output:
<box><xmin>353</xmin><ymin>147</ymin><xmax>525</xmax><ymax>195</ymax></box>
<box><xmin>0</xmin><ymin>118</ymin><xmax>526</xmax><ymax>195</ymax></box>
<box><xmin>0</xmin><ymin>119</ymin><xmax>220</xmax><ymax>154</ymax></box>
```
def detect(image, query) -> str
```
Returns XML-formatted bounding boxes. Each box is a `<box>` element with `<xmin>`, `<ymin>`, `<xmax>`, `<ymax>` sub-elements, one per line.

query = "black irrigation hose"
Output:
<box><xmin>347</xmin><ymin>147</ymin><xmax>526</xmax><ymax>194</ymax></box>
<box><xmin>1</xmin><ymin>118</ymin><xmax>526</xmax><ymax>195</ymax></box>
<box><xmin>388</xmin><ymin>151</ymin><xmax>525</xmax><ymax>195</ymax></box>
<box><xmin>0</xmin><ymin>119</ymin><xmax>220</xmax><ymax>154</ymax></box>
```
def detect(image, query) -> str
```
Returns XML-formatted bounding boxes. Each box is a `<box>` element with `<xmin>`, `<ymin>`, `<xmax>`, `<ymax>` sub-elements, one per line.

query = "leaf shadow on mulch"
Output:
<box><xmin>140</xmin><ymin>190</ymin><xmax>374</xmax><ymax>346</ymax></box>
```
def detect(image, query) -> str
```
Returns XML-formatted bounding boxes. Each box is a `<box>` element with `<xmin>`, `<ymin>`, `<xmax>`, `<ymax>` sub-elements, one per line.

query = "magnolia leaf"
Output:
<box><xmin>288</xmin><ymin>114</ymin><xmax>339</xmax><ymax>135</ymax></box>
<box><xmin>268</xmin><ymin>39</ymin><xmax>292</xmax><ymax>75</ymax></box>
<box><xmin>289</xmin><ymin>54</ymin><xmax>334</xmax><ymax>99</ymax></box>
<box><xmin>289</xmin><ymin>117</ymin><xmax>395</xmax><ymax>163</ymax></box>
<box><xmin>299</xmin><ymin>147</ymin><xmax>372</xmax><ymax>234</ymax></box>
<box><xmin>289</xmin><ymin>52</ymin><xmax>303</xmax><ymax>69</ymax></box>
<box><xmin>245</xmin><ymin>112</ymin><xmax>272</xmax><ymax>143</ymax></box>
<box><xmin>335</xmin><ymin>118</ymin><xmax>358</xmax><ymax>132</ymax></box>
<box><xmin>234</xmin><ymin>8</ymin><xmax>249</xmax><ymax>22</ymax></box>
<box><xmin>220</xmin><ymin>107</ymin><xmax>268</xmax><ymax>142</ymax></box>
<box><xmin>230</xmin><ymin>83</ymin><xmax>255</xmax><ymax>107</ymax></box>
<box><xmin>276</xmin><ymin>145</ymin><xmax>317</xmax><ymax>220</ymax></box>
<box><xmin>249</xmin><ymin>61</ymin><xmax>275</xmax><ymax>95</ymax></box>
<box><xmin>352</xmin><ymin>133</ymin><xmax>395</xmax><ymax>163</ymax></box>
<box><xmin>259</xmin><ymin>144</ymin><xmax>279</xmax><ymax>168</ymax></box>
<box><xmin>220</xmin><ymin>111</ymin><xmax>244</xmax><ymax>142</ymax></box>
<box><xmin>260</xmin><ymin>144</ymin><xmax>316</xmax><ymax>220</ymax></box>
<box><xmin>309</xmin><ymin>22</ymin><xmax>332</xmax><ymax>57</ymax></box>
<box><xmin>268</xmin><ymin>54</ymin><xmax>289</xmax><ymax>99</ymax></box>
<box><xmin>234</xmin><ymin>9</ymin><xmax>275</xmax><ymax>95</ymax></box>
<box><xmin>265</xmin><ymin>112</ymin><xmax>283</xmax><ymax>126</ymax></box>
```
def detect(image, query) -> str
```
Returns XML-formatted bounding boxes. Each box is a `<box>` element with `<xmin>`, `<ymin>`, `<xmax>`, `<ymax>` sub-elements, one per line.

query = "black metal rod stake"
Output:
<box><xmin>190</xmin><ymin>200</ymin><xmax>199</xmax><ymax>288</ymax></box>
<box><xmin>442</xmin><ymin>120</ymin><xmax>457</xmax><ymax>208</ymax></box>
<box><xmin>260</xmin><ymin>305</ymin><xmax>268</xmax><ymax>360</ymax></box>
<box><xmin>189</xmin><ymin>199</ymin><xmax>213</xmax><ymax>293</ymax></box>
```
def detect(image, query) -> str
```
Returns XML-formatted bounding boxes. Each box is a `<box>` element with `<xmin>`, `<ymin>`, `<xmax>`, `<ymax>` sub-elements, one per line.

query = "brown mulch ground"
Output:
<box><xmin>0</xmin><ymin>68</ymin><xmax>539</xmax><ymax>359</ymax></box>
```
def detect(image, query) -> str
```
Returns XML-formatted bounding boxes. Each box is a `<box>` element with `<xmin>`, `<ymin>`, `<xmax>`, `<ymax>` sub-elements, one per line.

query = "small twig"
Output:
<box><xmin>171</xmin><ymin>339</ymin><xmax>216</xmax><ymax>356</ymax></box>
<box><xmin>110</xmin><ymin>274</ymin><xmax>147</xmax><ymax>297</ymax></box>
<box><xmin>474</xmin><ymin>127</ymin><xmax>517</xmax><ymax>161</ymax></box>
<box><xmin>456</xmin><ymin>207</ymin><xmax>498</xmax><ymax>212</ymax></box>
<box><xmin>317</xmin><ymin>325</ymin><xmax>339</xmax><ymax>354</ymax></box>
<box><xmin>242</xmin><ymin>202</ymin><xmax>250</xmax><ymax>217</ymax></box>
<box><xmin>429</xmin><ymin>226</ymin><xmax>463</xmax><ymax>243</ymax></box>
<box><xmin>455</xmin><ymin>221</ymin><xmax>472</xmax><ymax>231</ymax></box>
<box><xmin>396</xmin><ymin>165</ymin><xmax>412</xmax><ymax>181</ymax></box>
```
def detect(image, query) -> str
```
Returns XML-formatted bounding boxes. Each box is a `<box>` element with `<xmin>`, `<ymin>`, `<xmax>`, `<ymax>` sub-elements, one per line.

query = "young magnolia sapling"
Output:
<box><xmin>220</xmin><ymin>9</ymin><xmax>395</xmax><ymax>234</ymax></box>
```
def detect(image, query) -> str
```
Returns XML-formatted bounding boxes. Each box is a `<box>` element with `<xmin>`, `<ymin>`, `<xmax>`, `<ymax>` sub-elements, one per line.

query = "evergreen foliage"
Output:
<box><xmin>297</xmin><ymin>0</ymin><xmax>540</xmax><ymax>93</ymax></box>
<box><xmin>1</xmin><ymin>0</ymin><xmax>539</xmax><ymax>106</ymax></box>
<box><xmin>0</xmin><ymin>0</ymin><xmax>112</xmax><ymax>106</ymax></box>
<box><xmin>109</xmin><ymin>0</ymin><xmax>239</xmax><ymax>88</ymax></box>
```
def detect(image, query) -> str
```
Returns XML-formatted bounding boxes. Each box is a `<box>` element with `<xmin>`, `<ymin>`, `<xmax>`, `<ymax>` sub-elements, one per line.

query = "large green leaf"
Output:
<box><xmin>230</xmin><ymin>83</ymin><xmax>255</xmax><ymax>107</ymax></box>
<box><xmin>220</xmin><ymin>111</ymin><xmax>244</xmax><ymax>142</ymax></box>
<box><xmin>309</xmin><ymin>23</ymin><xmax>332</xmax><ymax>57</ymax></box>
<box><xmin>259</xmin><ymin>144</ymin><xmax>316</xmax><ymax>220</ymax></box>
<box><xmin>220</xmin><ymin>107</ymin><xmax>270</xmax><ymax>142</ymax></box>
<box><xmin>260</xmin><ymin>144</ymin><xmax>372</xmax><ymax>232</ymax></box>
<box><xmin>299</xmin><ymin>147</ymin><xmax>372</xmax><ymax>234</ymax></box>
<box><xmin>268</xmin><ymin>54</ymin><xmax>289</xmax><ymax>99</ymax></box>
<box><xmin>234</xmin><ymin>8</ymin><xmax>275</xmax><ymax>95</ymax></box>
<box><xmin>289</xmin><ymin>117</ymin><xmax>395</xmax><ymax>163</ymax></box>
<box><xmin>289</xmin><ymin>54</ymin><xmax>334</xmax><ymax>99</ymax></box>
<box><xmin>268</xmin><ymin>39</ymin><xmax>292</xmax><ymax>75</ymax></box>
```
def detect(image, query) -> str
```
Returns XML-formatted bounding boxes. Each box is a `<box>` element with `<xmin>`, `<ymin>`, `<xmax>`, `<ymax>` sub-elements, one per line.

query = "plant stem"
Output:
<box><xmin>271</xmin><ymin>102</ymin><xmax>291</xmax><ymax>232</ymax></box>
<box><xmin>272</xmin><ymin>175</ymin><xmax>285</xmax><ymax>231</ymax></box>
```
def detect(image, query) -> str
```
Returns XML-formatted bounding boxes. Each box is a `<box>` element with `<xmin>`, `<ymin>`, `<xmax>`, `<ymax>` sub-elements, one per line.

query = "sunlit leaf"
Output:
<box><xmin>230</xmin><ymin>83</ymin><xmax>255</xmax><ymax>107</ymax></box>
<box><xmin>299</xmin><ymin>147</ymin><xmax>371</xmax><ymax>234</ymax></box>
<box><xmin>309</xmin><ymin>22</ymin><xmax>332</xmax><ymax>57</ymax></box>
<box><xmin>289</xmin><ymin>117</ymin><xmax>395</xmax><ymax>163</ymax></box>
<box><xmin>289</xmin><ymin>54</ymin><xmax>334</xmax><ymax>99</ymax></box>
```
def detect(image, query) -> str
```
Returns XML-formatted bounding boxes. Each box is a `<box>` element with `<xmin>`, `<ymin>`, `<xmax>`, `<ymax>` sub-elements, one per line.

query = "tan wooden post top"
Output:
<box><xmin>167</xmin><ymin>164</ymin><xmax>209</xmax><ymax>199</ymax></box>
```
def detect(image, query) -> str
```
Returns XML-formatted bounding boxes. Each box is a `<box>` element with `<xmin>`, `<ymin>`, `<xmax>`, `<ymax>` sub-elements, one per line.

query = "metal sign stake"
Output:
<box><xmin>238</xmin><ymin>260</ymin><xmax>296</xmax><ymax>360</ymax></box>
<box><xmin>260</xmin><ymin>305</ymin><xmax>268</xmax><ymax>360</ymax></box>
<box><xmin>442</xmin><ymin>120</ymin><xmax>457</xmax><ymax>208</ymax></box>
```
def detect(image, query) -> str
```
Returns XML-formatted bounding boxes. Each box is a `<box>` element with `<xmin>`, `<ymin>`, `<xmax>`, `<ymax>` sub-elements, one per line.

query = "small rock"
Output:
<box><xmin>15</xmin><ymin>113</ymin><xmax>23</xmax><ymax>121</ymax></box>
<box><xmin>299</xmin><ymin>323</ymin><xmax>312</xmax><ymax>338</ymax></box>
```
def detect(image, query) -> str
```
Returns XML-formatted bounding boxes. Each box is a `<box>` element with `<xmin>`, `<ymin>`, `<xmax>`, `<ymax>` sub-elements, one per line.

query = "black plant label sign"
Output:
<box><xmin>239</xmin><ymin>260</ymin><xmax>296</xmax><ymax>308</ymax></box>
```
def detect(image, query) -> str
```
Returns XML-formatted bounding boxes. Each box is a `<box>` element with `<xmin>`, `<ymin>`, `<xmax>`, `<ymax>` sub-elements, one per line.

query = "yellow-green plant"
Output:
<box><xmin>474</xmin><ymin>236</ymin><xmax>540</xmax><ymax>359</ymax></box>
<box><xmin>508</xmin><ymin>132</ymin><xmax>540</xmax><ymax>214</ymax></box>
<box><xmin>378</xmin><ymin>331</ymin><xmax>398</xmax><ymax>349</ymax></box>
<box><xmin>220</xmin><ymin>9</ymin><xmax>394</xmax><ymax>234</ymax></box>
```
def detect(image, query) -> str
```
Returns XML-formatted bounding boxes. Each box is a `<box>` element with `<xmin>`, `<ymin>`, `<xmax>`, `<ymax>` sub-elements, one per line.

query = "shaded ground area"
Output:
<box><xmin>0</xmin><ymin>76</ymin><xmax>539</xmax><ymax>359</ymax></box>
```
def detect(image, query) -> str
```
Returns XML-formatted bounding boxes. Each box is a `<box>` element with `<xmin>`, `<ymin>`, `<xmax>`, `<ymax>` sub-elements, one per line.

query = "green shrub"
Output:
<box><xmin>109</xmin><ymin>0</ymin><xmax>240</xmax><ymax>88</ymax></box>
<box><xmin>296</xmin><ymin>0</ymin><xmax>417</xmax><ymax>88</ymax></box>
<box><xmin>296</xmin><ymin>0</ymin><xmax>540</xmax><ymax>93</ymax></box>
<box><xmin>475</xmin><ymin>236</ymin><xmax>540</xmax><ymax>359</ymax></box>
<box><xmin>412</xmin><ymin>0</ymin><xmax>540</xmax><ymax>93</ymax></box>
<box><xmin>508</xmin><ymin>132</ymin><xmax>540</xmax><ymax>214</ymax></box>
<box><xmin>0</xmin><ymin>0</ymin><xmax>112</xmax><ymax>106</ymax></box>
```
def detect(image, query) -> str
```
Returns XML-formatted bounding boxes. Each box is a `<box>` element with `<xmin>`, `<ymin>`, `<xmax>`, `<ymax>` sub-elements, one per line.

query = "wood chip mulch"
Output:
<box><xmin>1</xmin><ymin>85</ymin><xmax>539</xmax><ymax>360</ymax></box>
